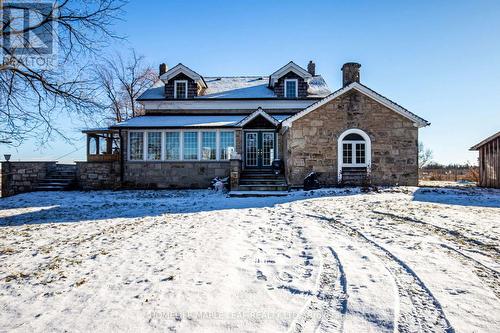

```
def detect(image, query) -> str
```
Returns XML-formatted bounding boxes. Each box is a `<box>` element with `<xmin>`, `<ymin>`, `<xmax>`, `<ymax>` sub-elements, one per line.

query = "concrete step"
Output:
<box><xmin>34</xmin><ymin>186</ymin><xmax>67</xmax><ymax>191</ymax></box>
<box><xmin>229</xmin><ymin>191</ymin><xmax>289</xmax><ymax>198</ymax></box>
<box><xmin>238</xmin><ymin>184</ymin><xmax>288</xmax><ymax>191</ymax></box>
<box><xmin>240</xmin><ymin>178</ymin><xmax>286</xmax><ymax>185</ymax></box>
<box><xmin>38</xmin><ymin>181</ymin><xmax>72</xmax><ymax>186</ymax></box>
<box><xmin>42</xmin><ymin>178</ymin><xmax>75</xmax><ymax>182</ymax></box>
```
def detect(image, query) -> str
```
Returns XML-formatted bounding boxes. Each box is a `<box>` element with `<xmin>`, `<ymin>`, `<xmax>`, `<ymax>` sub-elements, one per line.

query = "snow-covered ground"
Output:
<box><xmin>0</xmin><ymin>186</ymin><xmax>499</xmax><ymax>332</ymax></box>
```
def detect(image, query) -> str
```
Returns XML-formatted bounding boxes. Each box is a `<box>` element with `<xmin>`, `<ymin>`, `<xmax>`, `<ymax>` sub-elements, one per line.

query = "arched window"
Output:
<box><xmin>337</xmin><ymin>129</ymin><xmax>371</xmax><ymax>180</ymax></box>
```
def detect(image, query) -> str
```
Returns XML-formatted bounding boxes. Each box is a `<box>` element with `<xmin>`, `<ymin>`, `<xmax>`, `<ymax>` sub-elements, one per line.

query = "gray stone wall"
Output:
<box><xmin>76</xmin><ymin>161</ymin><xmax>120</xmax><ymax>190</ymax></box>
<box><xmin>123</xmin><ymin>161</ymin><xmax>230</xmax><ymax>189</ymax></box>
<box><xmin>286</xmin><ymin>90</ymin><xmax>419</xmax><ymax>186</ymax></box>
<box><xmin>0</xmin><ymin>161</ymin><xmax>56</xmax><ymax>197</ymax></box>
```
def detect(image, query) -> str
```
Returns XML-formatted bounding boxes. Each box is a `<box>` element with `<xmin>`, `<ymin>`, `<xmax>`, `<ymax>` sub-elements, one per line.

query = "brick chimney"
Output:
<box><xmin>341</xmin><ymin>62</ymin><xmax>361</xmax><ymax>87</ymax></box>
<box><xmin>159</xmin><ymin>63</ymin><xmax>168</xmax><ymax>77</ymax></box>
<box><xmin>307</xmin><ymin>61</ymin><xmax>316</xmax><ymax>76</ymax></box>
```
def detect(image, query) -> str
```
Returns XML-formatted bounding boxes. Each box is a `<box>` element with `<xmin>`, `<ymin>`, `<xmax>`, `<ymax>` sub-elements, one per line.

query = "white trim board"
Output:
<box><xmin>282</xmin><ymin>82</ymin><xmax>430</xmax><ymax>128</ymax></box>
<box><xmin>160</xmin><ymin>63</ymin><xmax>207</xmax><ymax>88</ymax></box>
<box><xmin>269</xmin><ymin>61</ymin><xmax>312</xmax><ymax>86</ymax></box>
<box><xmin>140</xmin><ymin>99</ymin><xmax>317</xmax><ymax>110</ymax></box>
<box><xmin>236</xmin><ymin>108</ymin><xmax>279</xmax><ymax>127</ymax></box>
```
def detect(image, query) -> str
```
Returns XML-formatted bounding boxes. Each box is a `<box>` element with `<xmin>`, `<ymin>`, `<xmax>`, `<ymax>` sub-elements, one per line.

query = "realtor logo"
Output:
<box><xmin>1</xmin><ymin>0</ymin><xmax>57</xmax><ymax>68</ymax></box>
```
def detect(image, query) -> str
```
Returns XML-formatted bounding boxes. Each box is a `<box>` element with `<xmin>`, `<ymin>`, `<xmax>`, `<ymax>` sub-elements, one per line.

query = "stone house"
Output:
<box><xmin>82</xmin><ymin>61</ymin><xmax>429</xmax><ymax>191</ymax></box>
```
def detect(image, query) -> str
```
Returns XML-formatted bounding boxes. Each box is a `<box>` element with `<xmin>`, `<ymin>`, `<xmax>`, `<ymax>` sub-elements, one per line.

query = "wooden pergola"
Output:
<box><xmin>83</xmin><ymin>128</ymin><xmax>120</xmax><ymax>162</ymax></box>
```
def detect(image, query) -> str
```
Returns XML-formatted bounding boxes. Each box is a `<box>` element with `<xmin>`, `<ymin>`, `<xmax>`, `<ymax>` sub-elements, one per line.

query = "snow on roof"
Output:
<box><xmin>202</xmin><ymin>77</ymin><xmax>275</xmax><ymax>98</ymax></box>
<box><xmin>137</xmin><ymin>76</ymin><xmax>331</xmax><ymax>100</ymax></box>
<box><xmin>306</xmin><ymin>76</ymin><xmax>331</xmax><ymax>97</ymax></box>
<box><xmin>110</xmin><ymin>114</ymin><xmax>292</xmax><ymax>128</ymax></box>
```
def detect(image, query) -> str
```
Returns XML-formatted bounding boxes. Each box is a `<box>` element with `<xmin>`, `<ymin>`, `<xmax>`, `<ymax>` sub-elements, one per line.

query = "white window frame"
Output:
<box><xmin>127</xmin><ymin>129</ymin><xmax>236</xmax><ymax>162</ymax></box>
<box><xmin>174</xmin><ymin>80</ymin><xmax>188</xmax><ymax>99</ymax></box>
<box><xmin>146</xmin><ymin>131</ymin><xmax>163</xmax><ymax>161</ymax></box>
<box><xmin>164</xmin><ymin>130</ymin><xmax>181</xmax><ymax>161</ymax></box>
<box><xmin>128</xmin><ymin>130</ymin><xmax>145</xmax><ymax>161</ymax></box>
<box><xmin>284</xmin><ymin>79</ymin><xmax>298</xmax><ymax>98</ymax></box>
<box><xmin>219</xmin><ymin>130</ymin><xmax>236</xmax><ymax>160</ymax></box>
<box><xmin>342</xmin><ymin>141</ymin><xmax>366</xmax><ymax>166</ymax></box>
<box><xmin>182</xmin><ymin>130</ymin><xmax>199</xmax><ymax>161</ymax></box>
<box><xmin>200</xmin><ymin>130</ymin><xmax>217</xmax><ymax>161</ymax></box>
<box><xmin>337</xmin><ymin>128</ymin><xmax>371</xmax><ymax>182</ymax></box>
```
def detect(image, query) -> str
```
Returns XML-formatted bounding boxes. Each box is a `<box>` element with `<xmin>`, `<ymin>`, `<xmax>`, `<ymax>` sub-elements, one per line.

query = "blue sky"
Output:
<box><xmin>7</xmin><ymin>0</ymin><xmax>500</xmax><ymax>164</ymax></box>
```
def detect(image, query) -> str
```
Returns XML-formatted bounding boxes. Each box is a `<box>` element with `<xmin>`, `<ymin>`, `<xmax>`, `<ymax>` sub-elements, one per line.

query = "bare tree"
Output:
<box><xmin>95</xmin><ymin>50</ymin><xmax>156</xmax><ymax>124</ymax></box>
<box><xmin>418</xmin><ymin>141</ymin><xmax>433</xmax><ymax>169</ymax></box>
<box><xmin>0</xmin><ymin>0</ymin><xmax>126</xmax><ymax>145</ymax></box>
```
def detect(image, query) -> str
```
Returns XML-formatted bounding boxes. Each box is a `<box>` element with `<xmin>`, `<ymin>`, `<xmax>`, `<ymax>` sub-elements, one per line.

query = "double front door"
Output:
<box><xmin>245</xmin><ymin>131</ymin><xmax>275</xmax><ymax>168</ymax></box>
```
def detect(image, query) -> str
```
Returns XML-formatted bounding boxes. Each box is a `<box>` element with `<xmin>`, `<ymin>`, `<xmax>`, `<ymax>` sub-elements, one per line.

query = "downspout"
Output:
<box><xmin>118</xmin><ymin>129</ymin><xmax>124</xmax><ymax>186</ymax></box>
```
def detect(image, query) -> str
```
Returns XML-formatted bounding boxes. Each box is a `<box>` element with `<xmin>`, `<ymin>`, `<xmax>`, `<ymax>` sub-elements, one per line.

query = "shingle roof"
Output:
<box><xmin>137</xmin><ymin>76</ymin><xmax>331</xmax><ymax>100</ymax></box>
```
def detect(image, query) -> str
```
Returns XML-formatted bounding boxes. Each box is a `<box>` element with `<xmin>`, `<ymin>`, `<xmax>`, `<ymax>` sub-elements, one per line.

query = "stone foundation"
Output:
<box><xmin>0</xmin><ymin>161</ymin><xmax>56</xmax><ymax>197</ymax></box>
<box><xmin>123</xmin><ymin>161</ymin><xmax>230</xmax><ymax>189</ymax></box>
<box><xmin>76</xmin><ymin>161</ymin><xmax>120</xmax><ymax>190</ymax></box>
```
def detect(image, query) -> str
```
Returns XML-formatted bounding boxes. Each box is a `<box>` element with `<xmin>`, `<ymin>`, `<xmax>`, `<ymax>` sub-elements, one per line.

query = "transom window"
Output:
<box><xmin>284</xmin><ymin>79</ymin><xmax>298</xmax><ymax>98</ymax></box>
<box><xmin>174</xmin><ymin>80</ymin><xmax>188</xmax><ymax>99</ymax></box>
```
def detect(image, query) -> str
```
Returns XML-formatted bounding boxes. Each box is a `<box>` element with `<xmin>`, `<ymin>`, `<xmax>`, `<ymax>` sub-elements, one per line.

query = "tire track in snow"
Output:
<box><xmin>371</xmin><ymin>210</ymin><xmax>500</xmax><ymax>298</ymax></box>
<box><xmin>439</xmin><ymin>243</ymin><xmax>500</xmax><ymax>298</ymax></box>
<box><xmin>371</xmin><ymin>210</ymin><xmax>500</xmax><ymax>257</ymax></box>
<box><xmin>288</xmin><ymin>246</ymin><xmax>347</xmax><ymax>333</ymax></box>
<box><xmin>304</xmin><ymin>212</ymin><xmax>455</xmax><ymax>333</ymax></box>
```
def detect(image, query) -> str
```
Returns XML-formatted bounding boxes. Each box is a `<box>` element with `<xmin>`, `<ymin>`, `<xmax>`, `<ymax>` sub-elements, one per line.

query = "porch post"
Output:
<box><xmin>230</xmin><ymin>158</ymin><xmax>242</xmax><ymax>191</ymax></box>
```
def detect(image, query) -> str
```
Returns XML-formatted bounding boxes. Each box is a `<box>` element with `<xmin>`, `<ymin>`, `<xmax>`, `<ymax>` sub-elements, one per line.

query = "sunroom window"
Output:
<box><xmin>183</xmin><ymin>131</ymin><xmax>198</xmax><ymax>160</ymax></box>
<box><xmin>129</xmin><ymin>132</ymin><xmax>144</xmax><ymax>160</ymax></box>
<box><xmin>285</xmin><ymin>79</ymin><xmax>298</xmax><ymax>98</ymax></box>
<box><xmin>165</xmin><ymin>132</ymin><xmax>180</xmax><ymax>160</ymax></box>
<box><xmin>201</xmin><ymin>132</ymin><xmax>216</xmax><ymax>160</ymax></box>
<box><xmin>220</xmin><ymin>131</ymin><xmax>235</xmax><ymax>160</ymax></box>
<box><xmin>174</xmin><ymin>80</ymin><xmax>188</xmax><ymax>99</ymax></box>
<box><xmin>147</xmin><ymin>132</ymin><xmax>162</xmax><ymax>160</ymax></box>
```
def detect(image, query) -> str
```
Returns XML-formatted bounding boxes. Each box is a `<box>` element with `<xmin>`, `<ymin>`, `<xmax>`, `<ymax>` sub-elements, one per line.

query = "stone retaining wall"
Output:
<box><xmin>0</xmin><ymin>161</ymin><xmax>56</xmax><ymax>197</ymax></box>
<box><xmin>76</xmin><ymin>161</ymin><xmax>120</xmax><ymax>190</ymax></box>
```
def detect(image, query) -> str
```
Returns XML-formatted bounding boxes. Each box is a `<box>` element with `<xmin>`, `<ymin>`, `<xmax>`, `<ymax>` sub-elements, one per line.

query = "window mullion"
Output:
<box><xmin>216</xmin><ymin>130</ymin><xmax>220</xmax><ymax>161</ymax></box>
<box><xmin>197</xmin><ymin>131</ymin><xmax>201</xmax><ymax>160</ymax></box>
<box><xmin>180</xmin><ymin>131</ymin><xmax>184</xmax><ymax>161</ymax></box>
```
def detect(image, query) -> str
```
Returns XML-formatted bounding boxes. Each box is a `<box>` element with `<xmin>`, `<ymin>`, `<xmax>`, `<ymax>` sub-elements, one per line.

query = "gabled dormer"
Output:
<box><xmin>159</xmin><ymin>63</ymin><xmax>207</xmax><ymax>99</ymax></box>
<box><xmin>269</xmin><ymin>61</ymin><xmax>312</xmax><ymax>99</ymax></box>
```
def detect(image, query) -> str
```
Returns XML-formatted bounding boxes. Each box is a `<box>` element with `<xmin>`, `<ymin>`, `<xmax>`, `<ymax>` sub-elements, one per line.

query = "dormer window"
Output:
<box><xmin>284</xmin><ymin>79</ymin><xmax>298</xmax><ymax>98</ymax></box>
<box><xmin>174</xmin><ymin>80</ymin><xmax>188</xmax><ymax>99</ymax></box>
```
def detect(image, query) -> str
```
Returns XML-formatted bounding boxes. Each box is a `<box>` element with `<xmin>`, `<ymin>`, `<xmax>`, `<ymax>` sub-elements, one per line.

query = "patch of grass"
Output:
<box><xmin>75</xmin><ymin>278</ymin><xmax>86</xmax><ymax>287</ymax></box>
<box><xmin>0</xmin><ymin>247</ymin><xmax>16</xmax><ymax>255</ymax></box>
